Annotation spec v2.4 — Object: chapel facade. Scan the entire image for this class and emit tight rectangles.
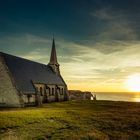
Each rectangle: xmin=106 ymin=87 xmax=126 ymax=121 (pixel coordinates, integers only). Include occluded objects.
xmin=0 ymin=39 xmax=69 ymax=107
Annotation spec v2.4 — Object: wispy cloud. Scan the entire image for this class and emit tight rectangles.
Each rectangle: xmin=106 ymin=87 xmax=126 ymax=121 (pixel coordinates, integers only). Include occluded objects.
xmin=0 ymin=33 xmax=140 ymax=91
xmin=91 ymin=7 xmax=137 ymax=41
xmin=92 ymin=7 xmax=115 ymax=20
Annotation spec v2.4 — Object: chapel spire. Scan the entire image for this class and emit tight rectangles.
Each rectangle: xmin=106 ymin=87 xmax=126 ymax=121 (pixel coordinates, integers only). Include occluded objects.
xmin=49 ymin=38 xmax=58 ymax=65
xmin=49 ymin=38 xmax=60 ymax=74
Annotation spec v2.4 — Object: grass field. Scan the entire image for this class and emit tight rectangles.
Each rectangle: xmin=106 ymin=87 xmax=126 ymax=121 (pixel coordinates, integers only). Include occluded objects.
xmin=0 ymin=100 xmax=140 ymax=140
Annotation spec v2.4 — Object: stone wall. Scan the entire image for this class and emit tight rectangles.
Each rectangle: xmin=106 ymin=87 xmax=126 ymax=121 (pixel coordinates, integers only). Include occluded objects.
xmin=34 ymin=83 xmax=66 ymax=103
xmin=22 ymin=94 xmax=36 ymax=106
xmin=22 ymin=94 xmax=35 ymax=103
xmin=0 ymin=56 xmax=21 ymax=107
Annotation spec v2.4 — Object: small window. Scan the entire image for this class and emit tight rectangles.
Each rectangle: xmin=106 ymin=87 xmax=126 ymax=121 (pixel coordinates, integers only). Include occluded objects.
xmin=60 ymin=88 xmax=63 ymax=95
xmin=40 ymin=87 xmax=43 ymax=96
xmin=48 ymin=88 xmax=51 ymax=95
xmin=27 ymin=95 xmax=32 ymax=103
xmin=52 ymin=88 xmax=54 ymax=95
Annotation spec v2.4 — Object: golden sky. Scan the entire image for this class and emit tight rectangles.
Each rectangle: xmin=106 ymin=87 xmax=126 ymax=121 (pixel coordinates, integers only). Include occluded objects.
xmin=17 ymin=38 xmax=140 ymax=92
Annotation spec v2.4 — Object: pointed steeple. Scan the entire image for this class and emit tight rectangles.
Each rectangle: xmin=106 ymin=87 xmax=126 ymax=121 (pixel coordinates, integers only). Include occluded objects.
xmin=49 ymin=38 xmax=59 ymax=65
xmin=49 ymin=38 xmax=60 ymax=74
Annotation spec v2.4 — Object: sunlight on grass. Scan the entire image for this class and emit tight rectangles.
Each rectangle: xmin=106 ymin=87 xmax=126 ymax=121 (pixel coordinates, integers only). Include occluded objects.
xmin=0 ymin=101 xmax=140 ymax=139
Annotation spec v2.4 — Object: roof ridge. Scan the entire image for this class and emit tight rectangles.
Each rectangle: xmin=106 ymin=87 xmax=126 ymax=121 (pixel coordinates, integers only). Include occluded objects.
xmin=1 ymin=52 xmax=48 ymax=67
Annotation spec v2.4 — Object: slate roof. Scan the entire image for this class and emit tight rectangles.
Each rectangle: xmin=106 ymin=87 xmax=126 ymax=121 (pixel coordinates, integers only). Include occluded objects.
xmin=0 ymin=52 xmax=65 ymax=93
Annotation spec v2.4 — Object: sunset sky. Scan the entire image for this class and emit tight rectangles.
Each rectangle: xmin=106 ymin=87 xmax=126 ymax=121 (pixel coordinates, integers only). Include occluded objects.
xmin=0 ymin=0 xmax=140 ymax=92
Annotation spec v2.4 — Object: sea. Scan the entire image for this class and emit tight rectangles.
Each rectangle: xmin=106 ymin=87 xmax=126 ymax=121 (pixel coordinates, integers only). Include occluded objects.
xmin=93 ymin=92 xmax=140 ymax=102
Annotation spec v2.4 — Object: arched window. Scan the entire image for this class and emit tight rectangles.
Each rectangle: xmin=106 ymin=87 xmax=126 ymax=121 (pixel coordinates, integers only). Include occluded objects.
xmin=48 ymin=88 xmax=51 ymax=95
xmin=27 ymin=94 xmax=32 ymax=103
xmin=62 ymin=88 xmax=64 ymax=95
xmin=52 ymin=88 xmax=54 ymax=95
xmin=40 ymin=87 xmax=43 ymax=96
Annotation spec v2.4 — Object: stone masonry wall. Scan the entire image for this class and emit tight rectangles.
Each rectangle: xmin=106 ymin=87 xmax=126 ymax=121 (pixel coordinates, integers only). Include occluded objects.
xmin=0 ymin=56 xmax=21 ymax=107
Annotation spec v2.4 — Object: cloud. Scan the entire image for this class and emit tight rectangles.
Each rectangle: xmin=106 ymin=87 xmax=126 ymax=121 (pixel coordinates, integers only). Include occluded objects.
xmin=0 ymin=33 xmax=140 ymax=91
xmin=92 ymin=7 xmax=115 ymax=20
xmin=0 ymin=34 xmax=52 ymax=55
xmin=91 ymin=7 xmax=137 ymax=41
xmin=61 ymin=40 xmax=140 ymax=88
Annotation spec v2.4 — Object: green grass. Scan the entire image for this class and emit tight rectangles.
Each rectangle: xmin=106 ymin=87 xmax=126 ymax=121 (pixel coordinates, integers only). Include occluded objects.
xmin=0 ymin=100 xmax=140 ymax=140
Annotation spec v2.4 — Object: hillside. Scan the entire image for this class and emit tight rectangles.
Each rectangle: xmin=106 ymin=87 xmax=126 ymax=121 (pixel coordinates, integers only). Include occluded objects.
xmin=0 ymin=100 xmax=140 ymax=140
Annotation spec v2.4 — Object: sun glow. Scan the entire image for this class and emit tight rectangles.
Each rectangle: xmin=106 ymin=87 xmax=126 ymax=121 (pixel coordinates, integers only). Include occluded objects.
xmin=125 ymin=74 xmax=140 ymax=92
xmin=134 ymin=97 xmax=140 ymax=102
